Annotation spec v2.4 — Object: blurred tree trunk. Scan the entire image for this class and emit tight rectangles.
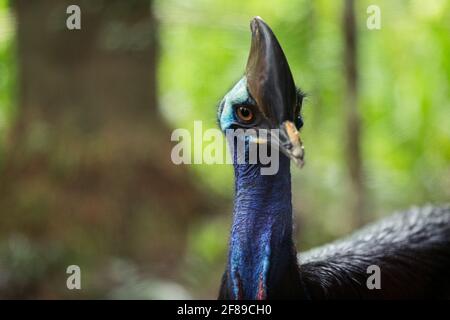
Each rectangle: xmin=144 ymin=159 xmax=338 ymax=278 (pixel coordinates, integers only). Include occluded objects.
xmin=343 ymin=0 xmax=366 ymax=227
xmin=0 ymin=0 xmax=212 ymax=297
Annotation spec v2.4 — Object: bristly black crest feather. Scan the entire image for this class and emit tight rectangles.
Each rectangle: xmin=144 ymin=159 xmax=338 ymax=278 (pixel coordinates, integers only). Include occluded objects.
xmin=296 ymin=87 xmax=306 ymax=107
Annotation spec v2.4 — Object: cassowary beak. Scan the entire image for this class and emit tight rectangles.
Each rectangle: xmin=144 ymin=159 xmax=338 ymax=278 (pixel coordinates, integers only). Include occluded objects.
xmin=245 ymin=17 xmax=304 ymax=167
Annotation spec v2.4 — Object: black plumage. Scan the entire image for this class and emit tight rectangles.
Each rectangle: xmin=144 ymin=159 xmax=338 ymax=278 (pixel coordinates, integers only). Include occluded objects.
xmin=219 ymin=206 xmax=450 ymax=299
xmin=299 ymin=206 xmax=450 ymax=299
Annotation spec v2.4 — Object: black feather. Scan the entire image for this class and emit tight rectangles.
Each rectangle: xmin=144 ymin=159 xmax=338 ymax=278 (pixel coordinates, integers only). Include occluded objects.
xmin=299 ymin=205 xmax=450 ymax=299
xmin=219 ymin=205 xmax=450 ymax=299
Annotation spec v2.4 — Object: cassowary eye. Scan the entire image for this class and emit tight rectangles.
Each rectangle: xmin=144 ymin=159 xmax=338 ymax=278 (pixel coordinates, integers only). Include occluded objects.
xmin=296 ymin=115 xmax=304 ymax=130
xmin=236 ymin=106 xmax=254 ymax=123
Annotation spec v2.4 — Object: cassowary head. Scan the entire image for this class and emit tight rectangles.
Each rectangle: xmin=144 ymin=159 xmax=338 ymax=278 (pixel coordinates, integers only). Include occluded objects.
xmin=218 ymin=17 xmax=305 ymax=166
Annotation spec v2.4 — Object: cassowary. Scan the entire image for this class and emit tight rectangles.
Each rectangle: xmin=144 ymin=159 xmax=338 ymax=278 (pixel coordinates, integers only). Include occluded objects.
xmin=217 ymin=17 xmax=450 ymax=299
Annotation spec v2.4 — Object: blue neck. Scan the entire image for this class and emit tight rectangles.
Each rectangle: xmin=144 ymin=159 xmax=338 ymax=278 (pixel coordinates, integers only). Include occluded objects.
xmin=226 ymin=154 xmax=294 ymax=299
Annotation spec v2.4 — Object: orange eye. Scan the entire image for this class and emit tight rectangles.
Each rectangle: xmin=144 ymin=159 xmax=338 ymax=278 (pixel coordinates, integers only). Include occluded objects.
xmin=236 ymin=106 xmax=254 ymax=123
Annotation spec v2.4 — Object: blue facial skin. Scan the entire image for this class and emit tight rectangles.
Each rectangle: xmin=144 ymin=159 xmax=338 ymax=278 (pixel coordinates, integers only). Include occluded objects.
xmin=219 ymin=77 xmax=294 ymax=299
xmin=219 ymin=77 xmax=250 ymax=131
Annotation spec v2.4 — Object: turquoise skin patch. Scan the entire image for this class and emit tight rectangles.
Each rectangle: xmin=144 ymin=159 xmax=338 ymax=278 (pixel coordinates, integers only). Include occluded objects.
xmin=219 ymin=77 xmax=249 ymax=131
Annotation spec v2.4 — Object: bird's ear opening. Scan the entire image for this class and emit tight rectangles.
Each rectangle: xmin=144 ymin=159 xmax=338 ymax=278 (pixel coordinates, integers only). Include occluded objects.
xmin=245 ymin=17 xmax=298 ymax=126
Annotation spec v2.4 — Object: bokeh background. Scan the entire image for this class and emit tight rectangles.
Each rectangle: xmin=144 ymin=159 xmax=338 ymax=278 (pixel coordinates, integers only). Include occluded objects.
xmin=0 ymin=0 xmax=449 ymax=299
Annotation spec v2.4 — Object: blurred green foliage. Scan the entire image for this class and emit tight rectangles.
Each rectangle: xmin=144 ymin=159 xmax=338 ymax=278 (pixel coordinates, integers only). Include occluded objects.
xmin=0 ymin=0 xmax=15 ymax=154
